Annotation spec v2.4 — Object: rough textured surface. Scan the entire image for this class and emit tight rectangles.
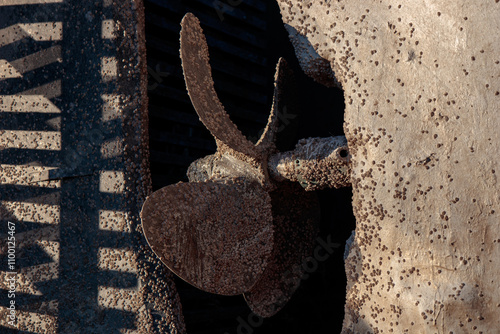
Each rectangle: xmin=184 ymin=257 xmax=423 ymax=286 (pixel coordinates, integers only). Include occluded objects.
xmin=269 ymin=136 xmax=351 ymax=190
xmin=180 ymin=13 xmax=259 ymax=159
xmin=0 ymin=1 xmax=185 ymax=332
xmin=142 ymin=12 xmax=350 ymax=319
xmin=179 ymin=13 xmax=289 ymax=191
xmin=283 ymin=24 xmax=340 ymax=88
xmin=277 ymin=1 xmax=500 ymax=333
xmin=141 ymin=178 xmax=273 ymax=296
xmin=244 ymin=181 xmax=319 ymax=317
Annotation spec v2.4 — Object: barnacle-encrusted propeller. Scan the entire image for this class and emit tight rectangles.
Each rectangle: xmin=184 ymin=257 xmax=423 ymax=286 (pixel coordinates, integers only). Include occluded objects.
xmin=180 ymin=12 xmax=276 ymax=159
xmin=141 ymin=12 xmax=351 ymax=317
xmin=243 ymin=181 xmax=320 ymax=317
xmin=141 ymin=178 xmax=273 ymax=295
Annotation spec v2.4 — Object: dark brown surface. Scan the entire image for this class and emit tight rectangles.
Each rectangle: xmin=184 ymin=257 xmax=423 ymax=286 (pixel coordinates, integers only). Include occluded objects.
xmin=141 ymin=177 xmax=273 ymax=296
xmin=244 ymin=181 xmax=320 ymax=317
xmin=254 ymin=57 xmax=286 ymax=153
xmin=144 ymin=1 xmax=355 ymax=333
xmin=180 ymin=13 xmax=259 ymax=159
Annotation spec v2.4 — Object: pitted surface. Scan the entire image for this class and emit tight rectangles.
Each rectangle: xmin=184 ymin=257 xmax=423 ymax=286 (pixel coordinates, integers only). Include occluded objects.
xmin=269 ymin=136 xmax=350 ymax=190
xmin=244 ymin=181 xmax=319 ymax=317
xmin=277 ymin=1 xmax=500 ymax=333
xmin=141 ymin=179 xmax=273 ymax=296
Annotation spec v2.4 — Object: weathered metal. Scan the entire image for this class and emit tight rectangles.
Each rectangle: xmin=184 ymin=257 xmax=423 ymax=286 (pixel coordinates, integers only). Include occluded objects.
xmin=141 ymin=13 xmax=351 ymax=318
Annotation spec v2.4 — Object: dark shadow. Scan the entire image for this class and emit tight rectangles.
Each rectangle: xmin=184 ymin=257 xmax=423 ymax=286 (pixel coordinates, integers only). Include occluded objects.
xmin=0 ymin=1 xmax=155 ymax=332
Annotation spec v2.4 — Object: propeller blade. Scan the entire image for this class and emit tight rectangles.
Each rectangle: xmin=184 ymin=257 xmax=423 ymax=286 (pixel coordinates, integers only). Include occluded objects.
xmin=141 ymin=178 xmax=274 ymax=295
xmin=180 ymin=13 xmax=258 ymax=158
xmin=244 ymin=181 xmax=319 ymax=317
xmin=256 ymin=57 xmax=296 ymax=152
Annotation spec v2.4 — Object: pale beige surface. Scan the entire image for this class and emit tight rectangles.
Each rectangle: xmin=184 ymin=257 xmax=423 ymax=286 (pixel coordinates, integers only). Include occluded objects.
xmin=277 ymin=1 xmax=500 ymax=333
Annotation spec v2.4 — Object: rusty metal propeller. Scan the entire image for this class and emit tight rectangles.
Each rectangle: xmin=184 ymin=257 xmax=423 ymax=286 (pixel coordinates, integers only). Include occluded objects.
xmin=141 ymin=12 xmax=351 ymax=317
